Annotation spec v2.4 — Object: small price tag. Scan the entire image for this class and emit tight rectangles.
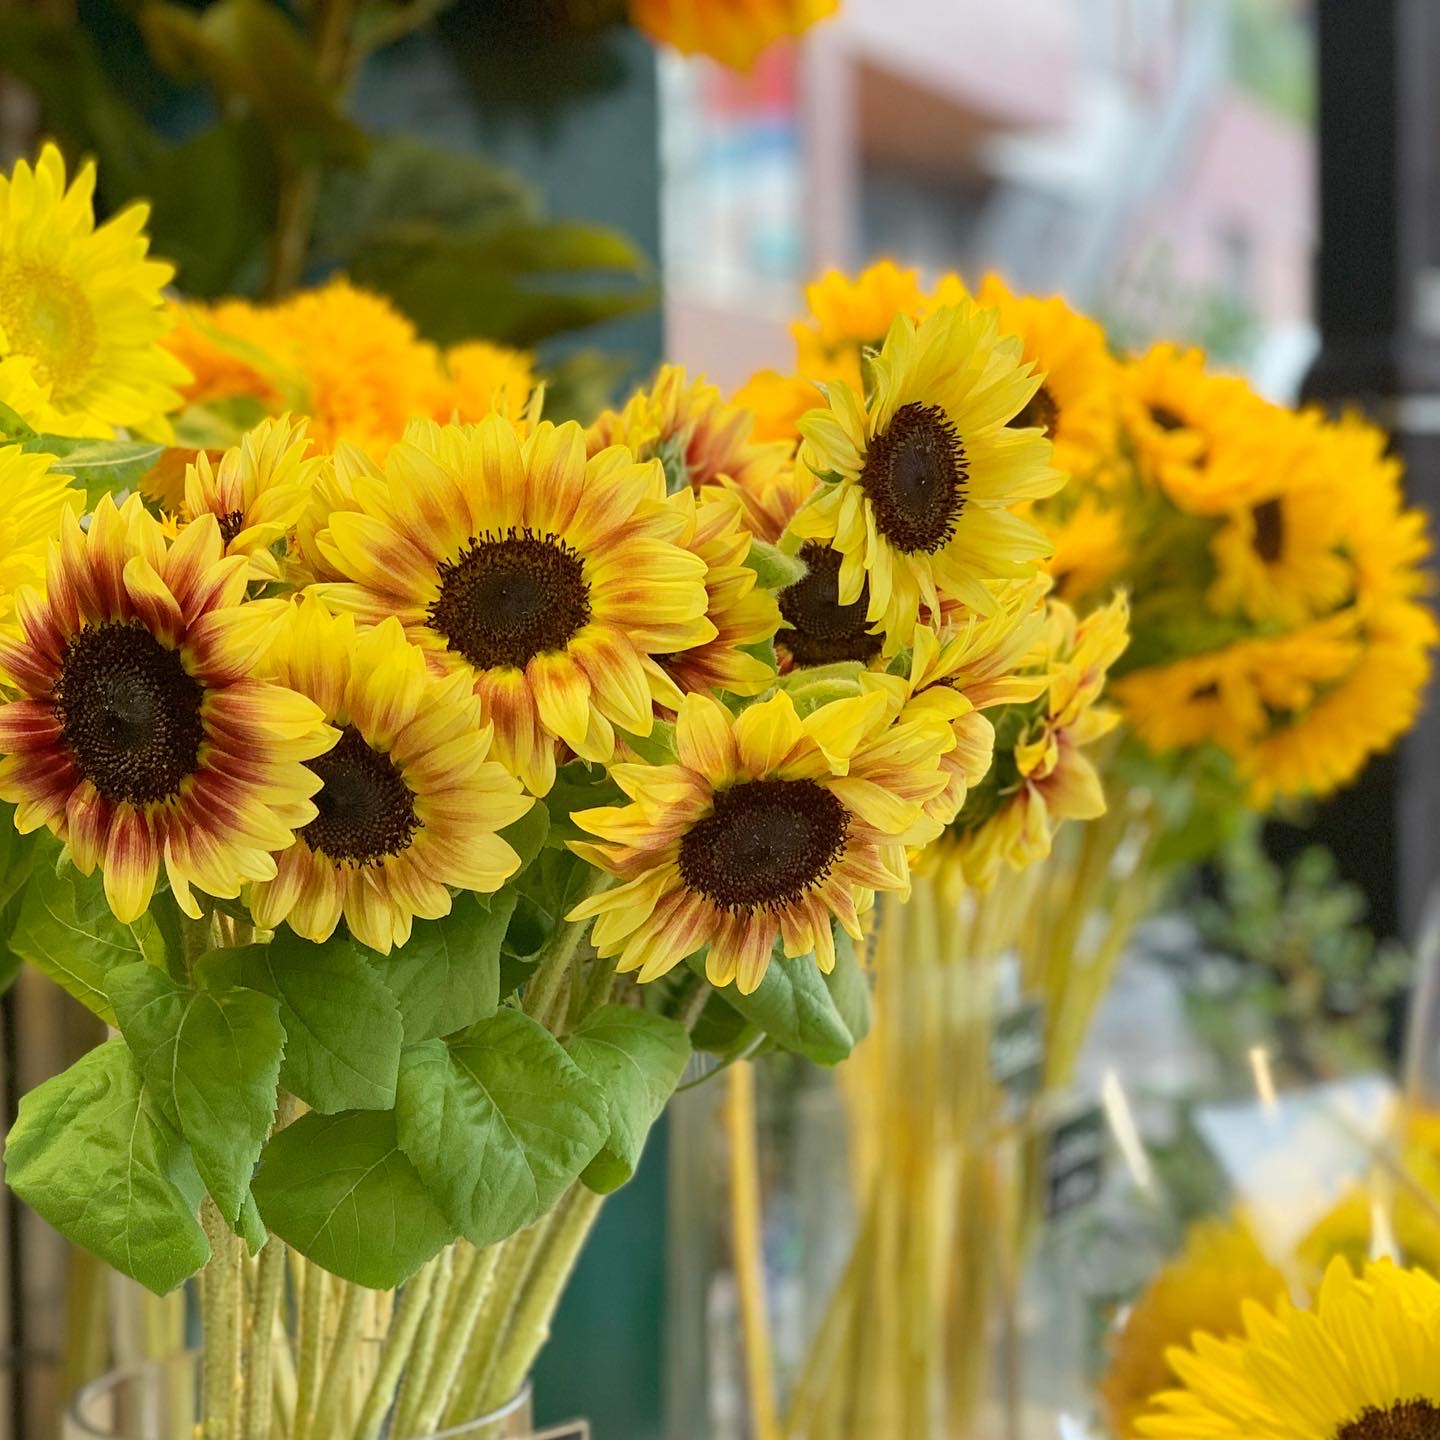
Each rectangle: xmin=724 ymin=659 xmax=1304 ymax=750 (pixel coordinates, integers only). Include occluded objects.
xmin=1045 ymin=1104 xmax=1107 ymax=1221
xmin=990 ymin=999 xmax=1045 ymax=1121
xmin=531 ymin=1424 xmax=591 ymax=1440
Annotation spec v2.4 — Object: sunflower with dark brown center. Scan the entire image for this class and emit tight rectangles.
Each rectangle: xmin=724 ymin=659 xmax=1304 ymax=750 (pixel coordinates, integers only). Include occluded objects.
xmin=777 ymin=542 xmax=882 ymax=667
xmin=1137 ymin=1257 xmax=1440 ymax=1440
xmin=313 ymin=414 xmax=715 ymax=795
xmin=791 ymin=300 xmax=1061 ymax=650
xmin=0 ymin=495 xmax=333 ymax=922
xmin=569 ymin=688 xmax=956 ymax=994
xmin=250 ymin=605 xmax=532 ymax=954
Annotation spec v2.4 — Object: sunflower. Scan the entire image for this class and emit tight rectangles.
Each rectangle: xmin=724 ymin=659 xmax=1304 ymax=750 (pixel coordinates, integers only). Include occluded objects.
xmin=248 ymin=605 xmax=532 ymax=953
xmin=946 ymin=592 xmax=1129 ymax=887
xmin=794 ymin=260 xmax=932 ymax=376
xmin=648 ymin=488 xmax=779 ymax=700
xmin=180 ymin=416 xmax=321 ymax=581
xmin=1041 ymin=494 xmax=1128 ymax=605
xmin=773 ymin=540 xmax=886 ymax=670
xmin=1138 ymin=1258 xmax=1440 ymax=1440
xmin=792 ymin=302 xmax=1063 ymax=648
xmin=0 ymin=496 xmax=332 ymax=921
xmin=976 ymin=273 xmax=1121 ymax=478
xmin=1121 ymin=345 xmax=1275 ymax=516
xmin=439 ymin=340 xmax=537 ymax=426
xmin=312 ymin=414 xmax=714 ymax=796
xmin=588 ymin=364 xmax=792 ymax=498
xmin=1242 ymin=599 xmax=1436 ymax=807
xmin=567 ymin=688 xmax=955 ymax=994
xmin=711 ymin=460 xmax=815 ymax=546
xmin=1100 ymin=1217 xmax=1290 ymax=1440
xmin=0 ymin=447 xmax=81 ymax=654
xmin=628 ymin=0 xmax=838 ymax=71
xmin=0 ymin=144 xmax=188 ymax=441
xmin=732 ymin=369 xmax=823 ymax=447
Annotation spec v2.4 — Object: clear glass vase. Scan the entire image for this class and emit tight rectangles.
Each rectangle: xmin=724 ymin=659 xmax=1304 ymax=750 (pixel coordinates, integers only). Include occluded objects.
xmin=64 ymin=1351 xmax=541 ymax=1439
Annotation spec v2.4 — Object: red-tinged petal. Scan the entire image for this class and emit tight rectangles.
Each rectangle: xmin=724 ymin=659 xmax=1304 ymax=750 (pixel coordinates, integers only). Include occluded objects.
xmin=102 ymin=808 xmax=158 ymax=923
xmin=121 ymin=557 xmax=184 ymax=645
xmin=162 ymin=513 xmax=228 ymax=622
xmin=0 ymin=700 xmax=61 ymax=755
xmin=527 ymin=650 xmax=595 ymax=756
xmin=571 ymin=625 xmax=654 ymax=736
xmin=65 ymin=781 xmax=110 ymax=873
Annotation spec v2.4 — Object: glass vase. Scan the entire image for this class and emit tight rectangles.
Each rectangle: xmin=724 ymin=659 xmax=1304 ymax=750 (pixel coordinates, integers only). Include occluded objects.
xmin=64 ymin=1351 xmax=541 ymax=1439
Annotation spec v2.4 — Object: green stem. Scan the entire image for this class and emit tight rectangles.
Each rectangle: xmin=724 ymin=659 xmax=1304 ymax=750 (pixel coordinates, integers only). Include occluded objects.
xmin=292 ymin=1258 xmax=328 ymax=1440
xmin=679 ymin=978 xmax=713 ymax=1031
xmin=242 ymin=1237 xmax=286 ymax=1440
xmin=404 ymin=1245 xmax=499 ymax=1435
xmin=390 ymin=1248 xmax=453 ymax=1438
xmin=523 ymin=876 xmax=608 ymax=1031
xmin=199 ymin=1198 xmax=238 ymax=1440
xmin=353 ymin=1261 xmax=439 ymax=1440
xmin=444 ymin=1220 xmax=551 ymax=1427
xmin=479 ymin=1186 xmax=604 ymax=1414
xmin=310 ymin=1280 xmax=366 ymax=1438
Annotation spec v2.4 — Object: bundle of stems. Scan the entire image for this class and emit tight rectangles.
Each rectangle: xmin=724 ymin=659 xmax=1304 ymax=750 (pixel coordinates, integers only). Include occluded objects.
xmin=189 ymin=905 xmax=624 ymax=1440
xmin=731 ymin=779 xmax=1164 ymax=1440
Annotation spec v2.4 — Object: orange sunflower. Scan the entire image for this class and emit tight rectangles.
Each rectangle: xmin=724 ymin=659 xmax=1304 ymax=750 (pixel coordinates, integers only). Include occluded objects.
xmin=0 ymin=496 xmax=331 ymax=921
xmin=312 ymin=414 xmax=714 ymax=795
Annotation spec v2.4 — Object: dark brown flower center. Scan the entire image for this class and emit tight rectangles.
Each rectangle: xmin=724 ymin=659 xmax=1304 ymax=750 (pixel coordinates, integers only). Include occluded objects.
xmin=427 ymin=527 xmax=591 ymax=672
xmin=1150 ymin=405 xmax=1186 ymax=432
xmin=860 ymin=402 xmax=967 ymax=554
xmin=218 ymin=509 xmax=247 ymax=547
xmin=301 ymin=725 xmax=420 ymax=865
xmin=679 ymin=778 xmax=850 ymax=912
xmin=53 ymin=620 xmax=204 ymax=806
xmin=1251 ymin=497 xmax=1285 ymax=563
xmin=1335 ymin=1399 xmax=1440 ymax=1440
xmin=778 ymin=543 xmax=883 ymax=667
xmin=1013 ymin=383 xmax=1059 ymax=439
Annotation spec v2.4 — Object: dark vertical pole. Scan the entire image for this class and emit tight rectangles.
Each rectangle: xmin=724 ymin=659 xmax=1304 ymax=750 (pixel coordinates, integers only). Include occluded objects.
xmin=1299 ymin=0 xmax=1440 ymax=944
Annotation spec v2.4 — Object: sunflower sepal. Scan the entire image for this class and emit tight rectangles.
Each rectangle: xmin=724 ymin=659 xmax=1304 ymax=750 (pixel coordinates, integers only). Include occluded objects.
xmin=743 ymin=538 xmax=808 ymax=590
xmin=616 ymin=719 xmax=678 ymax=767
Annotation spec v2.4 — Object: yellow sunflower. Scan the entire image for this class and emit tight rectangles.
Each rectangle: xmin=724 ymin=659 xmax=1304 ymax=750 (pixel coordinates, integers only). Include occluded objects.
xmin=0 ymin=143 xmax=188 ymax=441
xmin=628 ymin=0 xmax=838 ymax=71
xmin=976 ymin=272 xmax=1121 ymax=478
xmin=588 ymin=364 xmax=791 ymax=498
xmin=439 ymin=340 xmax=537 ymax=426
xmin=0 ymin=496 xmax=331 ymax=921
xmin=312 ymin=414 xmax=713 ymax=796
xmin=792 ymin=303 xmax=1063 ymax=646
xmin=1138 ymin=1258 xmax=1440 ymax=1440
xmin=0 ymin=447 xmax=82 ymax=654
xmin=1100 ymin=1217 xmax=1290 ymax=1440
xmin=180 ymin=416 xmax=321 ymax=581
xmin=249 ymin=604 xmax=532 ymax=953
xmin=649 ymin=488 xmax=778 ymax=700
xmin=946 ymin=592 xmax=1129 ymax=887
xmin=794 ymin=260 xmax=931 ymax=374
xmin=1041 ymin=493 xmax=1128 ymax=605
xmin=709 ymin=459 xmax=816 ymax=546
xmin=732 ymin=369 xmax=822 ymax=447
xmin=567 ymin=688 xmax=954 ymax=994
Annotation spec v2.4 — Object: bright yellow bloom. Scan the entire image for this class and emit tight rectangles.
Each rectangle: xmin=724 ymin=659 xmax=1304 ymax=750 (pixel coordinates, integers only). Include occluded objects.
xmin=567 ymin=688 xmax=954 ymax=993
xmin=313 ymin=415 xmax=713 ymax=796
xmin=976 ymin=273 xmax=1121 ymax=478
xmin=0 ymin=495 xmax=332 ymax=921
xmin=249 ymin=605 xmax=532 ymax=953
xmin=181 ymin=416 xmax=322 ymax=581
xmin=1041 ymin=493 xmax=1128 ymax=605
xmin=0 ymin=447 xmax=81 ymax=655
xmin=1100 ymin=1218 xmax=1290 ymax=1440
xmin=628 ymin=0 xmax=838 ymax=71
xmin=0 ymin=144 xmax=188 ymax=441
xmin=651 ymin=489 xmax=778 ymax=700
xmin=948 ymin=592 xmax=1128 ymax=887
xmin=1138 ymin=1258 xmax=1440 ymax=1440
xmin=792 ymin=303 xmax=1063 ymax=647
xmin=795 ymin=260 xmax=931 ymax=373
xmin=732 ymin=369 xmax=822 ymax=446
xmin=439 ymin=340 xmax=536 ymax=426
xmin=711 ymin=460 xmax=816 ymax=546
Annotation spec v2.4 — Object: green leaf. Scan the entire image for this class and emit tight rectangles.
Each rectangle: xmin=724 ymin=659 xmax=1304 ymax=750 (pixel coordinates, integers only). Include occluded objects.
xmin=142 ymin=118 xmax=278 ymax=297
xmin=541 ymin=350 xmax=631 ymax=426
xmin=368 ymin=892 xmax=517 ymax=1044
xmin=252 ymin=1109 xmax=453 ymax=1288
xmin=0 ymin=400 xmax=35 ymax=439
xmin=688 ymin=944 xmax=859 ymax=1065
xmin=565 ymin=1007 xmax=691 ymax=1193
xmin=109 ymin=962 xmax=284 ymax=1227
xmin=499 ymin=802 xmax=550 ymax=881
xmin=9 ymin=860 xmax=166 ymax=1025
xmin=350 ymin=218 xmax=654 ymax=348
xmin=394 ymin=1010 xmax=608 ymax=1247
xmin=5 ymin=1037 xmax=208 ymax=1294
xmin=139 ymin=0 xmax=365 ymax=164
xmin=200 ymin=933 xmax=402 ymax=1114
xmin=19 ymin=437 xmax=166 ymax=508
xmin=542 ymin=760 xmax=624 ymax=848
xmin=745 ymin=539 xmax=807 ymax=591
xmin=825 ymin=927 xmax=872 ymax=1050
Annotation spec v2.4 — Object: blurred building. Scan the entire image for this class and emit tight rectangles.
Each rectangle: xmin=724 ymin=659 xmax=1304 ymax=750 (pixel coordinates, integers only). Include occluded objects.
xmin=662 ymin=0 xmax=1315 ymax=397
